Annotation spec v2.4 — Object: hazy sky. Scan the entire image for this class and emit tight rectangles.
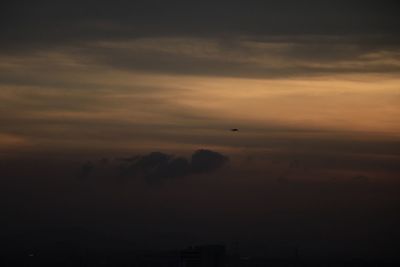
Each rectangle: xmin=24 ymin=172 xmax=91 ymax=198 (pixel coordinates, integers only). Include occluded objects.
xmin=1 ymin=1 xmax=400 ymax=156
xmin=1 ymin=0 xmax=400 ymax=261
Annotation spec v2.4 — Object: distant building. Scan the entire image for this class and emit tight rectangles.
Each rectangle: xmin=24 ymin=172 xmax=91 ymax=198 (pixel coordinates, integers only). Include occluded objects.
xmin=180 ymin=245 xmax=225 ymax=267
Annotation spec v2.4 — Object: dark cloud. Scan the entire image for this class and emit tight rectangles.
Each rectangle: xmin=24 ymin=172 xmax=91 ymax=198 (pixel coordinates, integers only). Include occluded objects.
xmin=1 ymin=1 xmax=399 ymax=80
xmin=120 ymin=152 xmax=177 ymax=182
xmin=2 ymin=1 xmax=399 ymax=50
xmin=191 ymin=149 xmax=229 ymax=174
xmin=119 ymin=149 xmax=228 ymax=183
xmin=77 ymin=160 xmax=95 ymax=180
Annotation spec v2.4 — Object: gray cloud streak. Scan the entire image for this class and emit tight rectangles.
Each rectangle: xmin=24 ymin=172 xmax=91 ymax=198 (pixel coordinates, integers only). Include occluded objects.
xmin=2 ymin=1 xmax=399 ymax=50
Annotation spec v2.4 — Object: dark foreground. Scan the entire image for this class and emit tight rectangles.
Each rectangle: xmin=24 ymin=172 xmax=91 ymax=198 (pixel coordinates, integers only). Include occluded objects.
xmin=1 ymin=244 xmax=399 ymax=267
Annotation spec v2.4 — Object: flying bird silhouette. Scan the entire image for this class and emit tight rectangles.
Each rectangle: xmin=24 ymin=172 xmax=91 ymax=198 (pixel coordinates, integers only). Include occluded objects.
xmin=230 ymin=128 xmax=239 ymax=132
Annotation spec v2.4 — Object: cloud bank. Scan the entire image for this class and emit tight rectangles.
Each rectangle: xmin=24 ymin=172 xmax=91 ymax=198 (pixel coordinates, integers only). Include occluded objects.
xmin=121 ymin=149 xmax=228 ymax=183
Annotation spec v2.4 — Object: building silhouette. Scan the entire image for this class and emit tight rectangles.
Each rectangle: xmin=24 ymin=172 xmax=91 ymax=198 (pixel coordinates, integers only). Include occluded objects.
xmin=180 ymin=245 xmax=226 ymax=267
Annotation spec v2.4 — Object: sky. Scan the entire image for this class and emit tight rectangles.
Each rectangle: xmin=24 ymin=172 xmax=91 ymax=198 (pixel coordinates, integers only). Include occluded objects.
xmin=1 ymin=0 xmax=400 ymax=262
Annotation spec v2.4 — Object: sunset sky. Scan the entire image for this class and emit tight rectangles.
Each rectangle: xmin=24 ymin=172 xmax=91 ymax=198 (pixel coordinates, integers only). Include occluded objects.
xmin=1 ymin=1 xmax=400 ymax=262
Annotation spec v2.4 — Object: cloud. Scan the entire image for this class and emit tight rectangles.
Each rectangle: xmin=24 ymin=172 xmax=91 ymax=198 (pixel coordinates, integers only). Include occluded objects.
xmin=30 ymin=37 xmax=400 ymax=79
xmin=2 ymin=1 xmax=399 ymax=54
xmin=120 ymin=152 xmax=174 ymax=180
xmin=3 ymin=36 xmax=399 ymax=82
xmin=190 ymin=149 xmax=229 ymax=174
xmin=119 ymin=149 xmax=228 ymax=183
xmin=1 ymin=1 xmax=400 ymax=83
xmin=77 ymin=161 xmax=95 ymax=180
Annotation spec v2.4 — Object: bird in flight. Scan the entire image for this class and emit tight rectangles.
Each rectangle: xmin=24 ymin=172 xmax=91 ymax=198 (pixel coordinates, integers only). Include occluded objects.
xmin=230 ymin=128 xmax=239 ymax=132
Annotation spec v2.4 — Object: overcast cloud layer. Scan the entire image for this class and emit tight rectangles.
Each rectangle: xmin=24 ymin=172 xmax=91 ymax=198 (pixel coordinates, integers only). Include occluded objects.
xmin=1 ymin=1 xmax=400 ymax=78
xmin=2 ymin=1 xmax=400 ymax=46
